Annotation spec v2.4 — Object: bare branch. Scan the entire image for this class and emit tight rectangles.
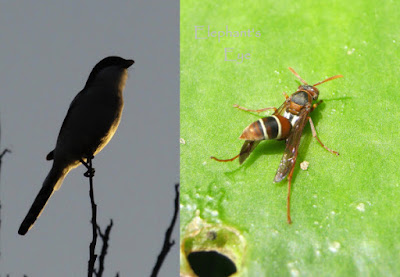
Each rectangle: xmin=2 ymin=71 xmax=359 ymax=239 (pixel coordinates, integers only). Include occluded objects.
xmin=81 ymin=157 xmax=116 ymax=277
xmin=0 ymin=117 xmax=11 ymax=259
xmin=96 ymin=220 xmax=114 ymax=276
xmin=81 ymin=157 xmax=98 ymax=277
xmin=150 ymin=184 xmax=179 ymax=277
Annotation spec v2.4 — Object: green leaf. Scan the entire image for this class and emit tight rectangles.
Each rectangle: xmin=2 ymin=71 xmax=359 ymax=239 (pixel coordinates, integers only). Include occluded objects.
xmin=181 ymin=1 xmax=400 ymax=276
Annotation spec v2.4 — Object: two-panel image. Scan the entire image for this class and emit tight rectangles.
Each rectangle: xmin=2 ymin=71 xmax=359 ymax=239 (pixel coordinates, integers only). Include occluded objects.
xmin=0 ymin=1 xmax=398 ymax=276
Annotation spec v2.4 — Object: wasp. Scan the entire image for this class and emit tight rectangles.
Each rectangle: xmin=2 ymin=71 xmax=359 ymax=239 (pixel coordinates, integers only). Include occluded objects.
xmin=211 ymin=68 xmax=343 ymax=224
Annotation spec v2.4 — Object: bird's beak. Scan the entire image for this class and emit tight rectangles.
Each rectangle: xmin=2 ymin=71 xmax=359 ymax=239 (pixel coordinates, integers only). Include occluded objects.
xmin=124 ymin=59 xmax=134 ymax=68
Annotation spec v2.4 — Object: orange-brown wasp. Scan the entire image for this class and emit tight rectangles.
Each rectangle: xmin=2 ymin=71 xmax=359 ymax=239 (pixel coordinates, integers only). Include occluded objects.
xmin=211 ymin=68 xmax=343 ymax=223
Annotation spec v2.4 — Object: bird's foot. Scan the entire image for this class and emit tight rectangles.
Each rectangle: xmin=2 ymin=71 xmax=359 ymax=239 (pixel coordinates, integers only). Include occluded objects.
xmin=80 ymin=157 xmax=95 ymax=178
xmin=84 ymin=168 xmax=95 ymax=178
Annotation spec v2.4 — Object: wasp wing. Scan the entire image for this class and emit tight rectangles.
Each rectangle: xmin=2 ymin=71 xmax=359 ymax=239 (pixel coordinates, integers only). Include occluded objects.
xmin=275 ymin=101 xmax=288 ymax=116
xmin=239 ymin=140 xmax=260 ymax=164
xmin=274 ymin=106 xmax=311 ymax=182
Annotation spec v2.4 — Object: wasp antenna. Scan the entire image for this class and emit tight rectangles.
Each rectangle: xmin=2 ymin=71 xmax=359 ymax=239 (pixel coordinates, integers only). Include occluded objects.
xmin=288 ymin=67 xmax=308 ymax=85
xmin=313 ymin=74 xmax=343 ymax=87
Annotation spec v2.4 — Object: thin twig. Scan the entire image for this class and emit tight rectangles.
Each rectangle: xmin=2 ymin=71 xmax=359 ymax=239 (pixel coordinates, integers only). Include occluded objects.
xmin=96 ymin=219 xmax=114 ymax=276
xmin=0 ymin=117 xmax=11 ymax=259
xmin=150 ymin=184 xmax=179 ymax=277
xmin=0 ymin=149 xmax=10 ymax=182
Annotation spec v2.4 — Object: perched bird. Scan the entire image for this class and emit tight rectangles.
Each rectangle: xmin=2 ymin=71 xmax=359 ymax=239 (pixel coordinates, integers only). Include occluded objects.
xmin=18 ymin=56 xmax=134 ymax=235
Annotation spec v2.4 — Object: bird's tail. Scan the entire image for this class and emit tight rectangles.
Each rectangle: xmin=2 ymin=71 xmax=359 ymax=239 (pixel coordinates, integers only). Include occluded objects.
xmin=18 ymin=166 xmax=67 ymax=235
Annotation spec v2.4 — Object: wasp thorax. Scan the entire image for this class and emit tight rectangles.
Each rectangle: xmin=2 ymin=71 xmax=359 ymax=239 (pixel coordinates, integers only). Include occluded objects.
xmin=291 ymin=91 xmax=309 ymax=106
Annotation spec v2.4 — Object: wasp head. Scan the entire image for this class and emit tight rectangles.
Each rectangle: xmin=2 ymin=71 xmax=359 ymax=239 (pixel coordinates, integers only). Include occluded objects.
xmin=299 ymin=85 xmax=319 ymax=100
xmin=289 ymin=67 xmax=343 ymax=102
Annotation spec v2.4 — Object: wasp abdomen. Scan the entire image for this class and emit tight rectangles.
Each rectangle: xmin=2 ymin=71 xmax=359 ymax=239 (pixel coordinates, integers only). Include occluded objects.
xmin=239 ymin=115 xmax=291 ymax=141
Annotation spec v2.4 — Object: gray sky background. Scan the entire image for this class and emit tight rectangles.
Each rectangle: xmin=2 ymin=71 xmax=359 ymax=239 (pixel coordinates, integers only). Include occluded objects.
xmin=0 ymin=1 xmax=179 ymax=276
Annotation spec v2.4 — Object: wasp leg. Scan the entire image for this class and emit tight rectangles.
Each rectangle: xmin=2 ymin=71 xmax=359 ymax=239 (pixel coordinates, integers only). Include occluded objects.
xmin=308 ymin=117 xmax=339 ymax=156
xmin=233 ymin=104 xmax=277 ymax=113
xmin=210 ymin=154 xmax=240 ymax=162
xmin=211 ymin=141 xmax=259 ymax=163
xmin=287 ymin=164 xmax=296 ymax=224
xmin=311 ymin=100 xmax=323 ymax=112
